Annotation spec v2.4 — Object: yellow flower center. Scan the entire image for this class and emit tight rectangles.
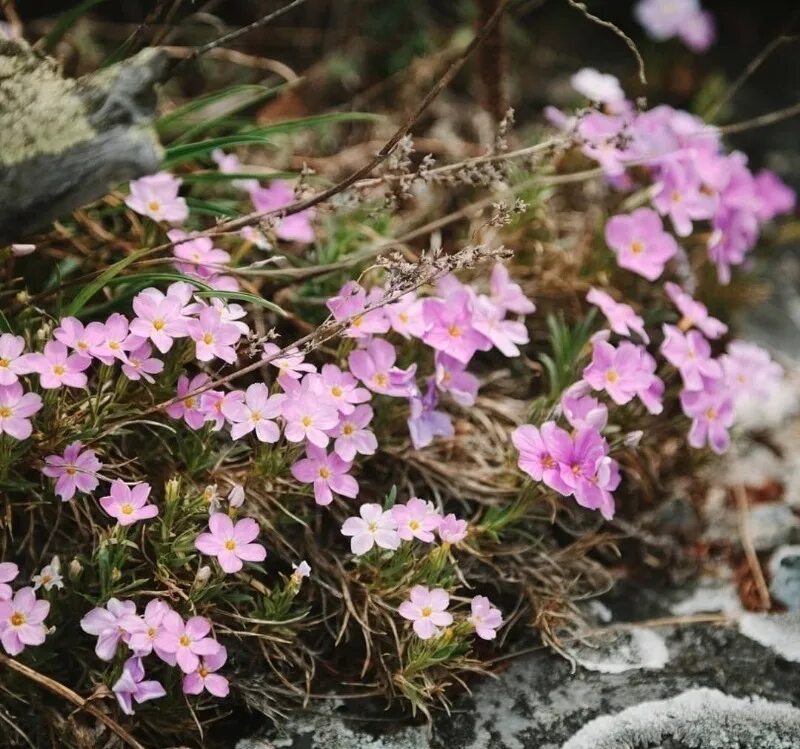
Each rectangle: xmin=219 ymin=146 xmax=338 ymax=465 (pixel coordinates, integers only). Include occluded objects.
xmin=0 ymin=406 xmax=11 ymax=418
xmin=41 ymin=574 xmax=52 ymax=584
xmin=152 ymin=319 xmax=165 ymax=331
xmin=224 ymin=539 xmax=237 ymax=551
xmin=148 ymin=200 xmax=161 ymax=213
xmin=0 ymin=358 xmax=8 ymax=368
xmin=121 ymin=503 xmax=135 ymax=515
xmin=331 ymin=386 xmax=343 ymax=398
xmin=367 ymin=521 xmax=378 ymax=532
xmin=606 ymin=369 xmax=618 ymax=383
xmin=447 ymin=325 xmax=462 ymax=338
xmin=184 ymin=397 xmax=196 ymax=409
xmin=398 ymin=312 xmax=409 ymax=323
xmin=198 ymin=665 xmax=209 ymax=678
xmin=408 ymin=520 xmax=420 ymax=531
xmin=77 ymin=340 xmax=89 ymax=350
xmin=202 ymin=333 xmax=214 ymax=345
xmin=630 ymin=241 xmax=644 ymax=255
xmin=671 ymin=190 xmax=682 ymax=203
xmin=10 ymin=612 xmax=24 ymax=627
xmin=421 ymin=607 xmax=432 ymax=618
xmin=109 ymin=341 xmax=120 ymax=350
xmin=66 ymin=466 xmax=77 ymax=476
xmin=351 ymin=315 xmax=363 ymax=328
xmin=147 ymin=627 xmax=157 ymax=639
xmin=373 ymin=373 xmax=388 ymax=387
xmin=179 ymin=634 xmax=191 ymax=647
xmin=318 ymin=467 xmax=330 ymax=479
xmin=251 ymin=411 xmax=262 ymax=422
xmin=705 ymin=408 xmax=717 ymax=420
xmin=301 ymin=415 xmax=313 ymax=427
xmin=342 ymin=423 xmax=355 ymax=436
xmin=52 ymin=365 xmax=66 ymax=376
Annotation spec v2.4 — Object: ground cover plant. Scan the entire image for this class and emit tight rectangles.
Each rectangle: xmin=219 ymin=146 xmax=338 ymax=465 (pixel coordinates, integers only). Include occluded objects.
xmin=0 ymin=1 xmax=797 ymax=746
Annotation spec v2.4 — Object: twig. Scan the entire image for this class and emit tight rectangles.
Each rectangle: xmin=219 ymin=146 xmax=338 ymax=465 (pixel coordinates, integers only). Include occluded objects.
xmin=707 ymin=30 xmax=800 ymax=122
xmin=566 ymin=0 xmax=646 ymax=85
xmin=170 ymin=0 xmax=310 ymax=74
xmin=718 ymin=100 xmax=800 ymax=135
xmin=0 ymin=654 xmax=146 ymax=749
xmin=733 ymin=485 xmax=771 ymax=611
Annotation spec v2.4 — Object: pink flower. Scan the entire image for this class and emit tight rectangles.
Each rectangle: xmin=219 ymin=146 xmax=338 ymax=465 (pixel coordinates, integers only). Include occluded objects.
xmin=89 ymin=313 xmax=133 ymax=365
xmin=211 ymin=148 xmax=258 ymax=191
xmin=122 ymin=599 xmax=172 ymax=657
xmin=341 ymin=503 xmax=400 ymax=555
xmin=721 ymin=341 xmax=783 ymax=402
xmin=125 ymin=172 xmax=188 ymax=223
xmin=250 ymin=181 xmax=315 ymax=243
xmin=680 ymin=380 xmax=734 ymax=454
xmin=586 ymin=288 xmax=649 ymax=343
xmin=0 ymin=383 xmax=42 ymax=439
xmin=327 ymin=282 xmax=391 ymax=339
xmin=489 ymin=263 xmax=536 ymax=315
xmin=262 ymin=343 xmax=316 ymax=380
xmin=753 ymin=170 xmax=796 ymax=221
xmin=634 ymin=0 xmax=699 ymax=41
xmin=53 ymin=317 xmax=103 ymax=362
xmin=319 ymin=364 xmax=370 ymax=415
xmin=561 ymin=382 xmax=608 ymax=431
xmin=348 ymin=338 xmax=417 ymax=396
xmin=281 ymin=377 xmax=341 ymax=447
xmin=511 ymin=422 xmax=572 ymax=496
xmin=187 ymin=305 xmax=241 ymax=363
xmin=121 ymin=342 xmax=164 ymax=383
xmin=582 ymin=339 xmax=652 ymax=405
xmin=664 ymin=282 xmax=727 ymax=339
xmin=398 ymin=586 xmax=453 ymax=640
xmin=166 ymin=373 xmax=211 ymax=430
xmin=290 ymin=444 xmax=359 ymax=506
xmin=222 ymin=383 xmax=283 ymax=442
xmin=99 ymin=480 xmax=158 ymax=526
xmin=392 ymin=497 xmax=441 ymax=543
xmin=605 ymin=208 xmax=678 ymax=281
xmin=407 ymin=381 xmax=454 ymax=449
xmin=0 ymin=587 xmax=49 ymax=656
xmin=169 ymin=229 xmax=232 ymax=281
xmin=385 ymin=293 xmax=428 ymax=339
xmin=195 ymin=513 xmax=267 ymax=574
xmin=24 ymin=341 xmax=89 ymax=389
xmin=422 ymin=292 xmax=490 ymax=364
xmin=434 ymin=352 xmax=479 ymax=407
xmin=330 ymin=404 xmax=377 ymax=461
xmin=42 ymin=441 xmax=102 ymax=501
xmin=437 ymin=514 xmax=468 ymax=544
xmin=0 ymin=563 xmax=18 ymax=601
xmin=80 ymin=598 xmax=136 ymax=661
xmin=183 ymin=645 xmax=230 ymax=698
xmin=677 ymin=9 xmax=715 ymax=52
xmin=154 ymin=612 xmax=221 ymax=673
xmin=0 ymin=334 xmax=29 ymax=385
xmin=113 ymin=657 xmax=166 ymax=715
xmin=473 ymin=296 xmax=530 ymax=357
xmin=469 ymin=596 xmax=503 ymax=640
xmin=660 ymin=324 xmax=722 ymax=390
xmin=130 ymin=290 xmax=190 ymax=354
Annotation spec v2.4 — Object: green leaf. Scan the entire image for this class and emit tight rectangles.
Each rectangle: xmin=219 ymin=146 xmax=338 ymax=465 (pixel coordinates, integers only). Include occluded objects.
xmin=193 ymin=289 xmax=287 ymax=316
xmin=0 ymin=309 xmax=11 ymax=333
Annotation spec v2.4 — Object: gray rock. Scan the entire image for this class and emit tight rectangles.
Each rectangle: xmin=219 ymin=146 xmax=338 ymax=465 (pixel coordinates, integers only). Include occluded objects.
xmin=770 ymin=545 xmax=800 ymax=610
xmin=0 ymin=39 xmax=167 ymax=244
xmin=745 ymin=503 xmax=800 ymax=552
xmin=738 ymin=611 xmax=800 ymax=662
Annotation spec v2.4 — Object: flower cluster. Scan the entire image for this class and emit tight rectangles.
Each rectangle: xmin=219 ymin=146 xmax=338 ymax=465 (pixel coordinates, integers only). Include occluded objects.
xmin=550 ymin=72 xmax=795 ymax=284
xmin=80 ymin=598 xmax=229 ymax=713
xmin=0 ymin=563 xmax=50 ymax=657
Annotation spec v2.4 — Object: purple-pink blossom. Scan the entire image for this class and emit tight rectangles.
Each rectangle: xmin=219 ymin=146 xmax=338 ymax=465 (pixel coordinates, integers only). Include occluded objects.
xmin=318 ymin=363 xmax=370 ymax=414
xmin=125 ymin=172 xmax=188 ymax=223
xmin=660 ymin=324 xmax=722 ymax=390
xmin=183 ymin=644 xmax=229 ymax=698
xmin=407 ymin=380 xmax=454 ymax=449
xmin=121 ymin=342 xmax=164 ymax=383
xmin=99 ymin=480 xmax=158 ymax=526
xmin=166 ymin=373 xmax=211 ymax=430
xmin=330 ymin=404 xmax=377 ymax=461
xmin=680 ymin=379 xmax=735 ymax=454
xmin=80 ymin=598 xmax=137 ymax=661
xmin=348 ymin=338 xmax=417 ymax=397
xmin=262 ymin=343 xmax=316 ymax=380
xmin=195 ymin=513 xmax=267 ymax=574
xmin=0 ymin=587 xmax=49 ymax=656
xmin=385 ymin=293 xmax=427 ymax=339
xmin=341 ymin=503 xmax=400 ymax=555
xmin=392 ymin=497 xmax=441 ymax=543
xmin=0 ymin=334 xmax=29 ymax=385
xmin=53 ymin=317 xmax=104 ymax=361
xmin=469 ymin=596 xmax=503 ymax=640
xmin=605 ymin=208 xmax=678 ymax=281
xmin=290 ymin=444 xmax=358 ymax=506
xmin=664 ymin=282 xmax=727 ymax=339
xmin=586 ymin=288 xmax=649 ymax=343
xmin=154 ymin=612 xmax=221 ymax=674
xmin=0 ymin=563 xmax=18 ymax=601
xmin=437 ymin=514 xmax=468 ymax=544
xmin=422 ymin=291 xmax=490 ymax=364
xmin=561 ymin=382 xmax=608 ymax=431
xmin=222 ymin=383 xmax=283 ymax=442
xmin=281 ymin=376 xmax=339 ymax=447
xmin=398 ymin=585 xmax=453 ymax=640
xmin=0 ymin=382 xmax=42 ymax=439
xmin=112 ymin=656 xmax=166 ymax=715
xmin=583 ymin=339 xmax=656 ymax=406
xmin=489 ymin=262 xmax=536 ymax=315
xmin=122 ymin=599 xmax=172 ymax=657
xmin=721 ymin=341 xmax=783 ymax=402
xmin=187 ymin=305 xmax=241 ymax=364
xmin=24 ymin=340 xmax=90 ymax=389
xmin=250 ymin=180 xmax=315 ymax=243
xmin=42 ymin=441 xmax=102 ymax=501
xmin=130 ymin=290 xmax=190 ymax=354
xmin=434 ymin=352 xmax=479 ymax=407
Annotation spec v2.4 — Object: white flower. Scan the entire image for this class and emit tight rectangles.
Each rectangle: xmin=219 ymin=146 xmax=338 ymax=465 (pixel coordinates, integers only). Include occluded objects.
xmin=32 ymin=556 xmax=63 ymax=591
xmin=570 ymin=68 xmax=625 ymax=103
xmin=227 ymin=484 xmax=245 ymax=508
xmin=341 ymin=503 xmax=401 ymax=556
xmin=292 ymin=561 xmax=311 ymax=579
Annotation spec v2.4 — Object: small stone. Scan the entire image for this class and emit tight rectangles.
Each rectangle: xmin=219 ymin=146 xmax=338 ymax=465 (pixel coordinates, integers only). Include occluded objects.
xmin=745 ymin=503 xmax=800 ymax=552
xmin=769 ymin=545 xmax=800 ymax=610
xmin=738 ymin=611 xmax=800 ymax=662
